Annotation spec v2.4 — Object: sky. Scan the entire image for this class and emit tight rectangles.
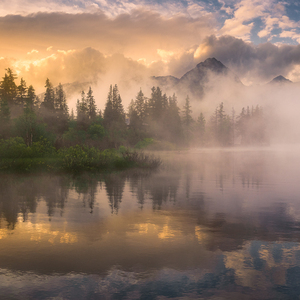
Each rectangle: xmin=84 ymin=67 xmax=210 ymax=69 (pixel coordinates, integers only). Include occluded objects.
xmin=1 ymin=0 xmax=300 ymax=93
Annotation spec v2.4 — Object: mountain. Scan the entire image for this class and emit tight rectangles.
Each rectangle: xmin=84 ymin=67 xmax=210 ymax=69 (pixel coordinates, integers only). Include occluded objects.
xmin=151 ymin=75 xmax=179 ymax=87
xmin=268 ymin=75 xmax=292 ymax=85
xmin=152 ymin=57 xmax=242 ymax=99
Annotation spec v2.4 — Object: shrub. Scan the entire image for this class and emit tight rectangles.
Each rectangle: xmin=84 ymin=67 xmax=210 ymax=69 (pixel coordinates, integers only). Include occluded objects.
xmin=0 ymin=137 xmax=30 ymax=158
xmin=134 ymin=138 xmax=154 ymax=149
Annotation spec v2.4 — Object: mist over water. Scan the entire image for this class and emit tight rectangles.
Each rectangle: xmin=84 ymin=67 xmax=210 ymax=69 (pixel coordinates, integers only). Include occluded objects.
xmin=1 ymin=147 xmax=300 ymax=299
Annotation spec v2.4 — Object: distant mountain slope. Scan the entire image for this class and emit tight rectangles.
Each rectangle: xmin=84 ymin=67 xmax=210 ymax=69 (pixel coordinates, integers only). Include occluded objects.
xmin=268 ymin=75 xmax=292 ymax=84
xmin=152 ymin=57 xmax=243 ymax=99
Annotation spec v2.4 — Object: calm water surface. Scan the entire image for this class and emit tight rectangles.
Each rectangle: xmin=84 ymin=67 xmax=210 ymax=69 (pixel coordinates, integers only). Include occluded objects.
xmin=1 ymin=147 xmax=300 ymax=299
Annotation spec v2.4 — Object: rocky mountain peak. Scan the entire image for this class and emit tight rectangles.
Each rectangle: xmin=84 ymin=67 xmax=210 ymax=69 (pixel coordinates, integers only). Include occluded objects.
xmin=196 ymin=57 xmax=227 ymax=72
xmin=269 ymin=75 xmax=292 ymax=84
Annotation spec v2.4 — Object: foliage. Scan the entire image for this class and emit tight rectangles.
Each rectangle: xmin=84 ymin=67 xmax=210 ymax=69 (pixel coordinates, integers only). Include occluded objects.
xmin=0 ymin=67 xmax=270 ymax=174
xmin=134 ymin=138 xmax=154 ymax=149
xmin=88 ymin=123 xmax=106 ymax=140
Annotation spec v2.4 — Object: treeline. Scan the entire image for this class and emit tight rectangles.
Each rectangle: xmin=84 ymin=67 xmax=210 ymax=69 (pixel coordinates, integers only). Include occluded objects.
xmin=0 ymin=68 xmax=268 ymax=152
xmin=126 ymin=87 xmax=268 ymax=147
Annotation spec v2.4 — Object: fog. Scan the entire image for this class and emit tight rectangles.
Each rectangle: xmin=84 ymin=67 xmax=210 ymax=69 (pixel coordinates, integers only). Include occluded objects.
xmin=59 ymin=65 xmax=300 ymax=145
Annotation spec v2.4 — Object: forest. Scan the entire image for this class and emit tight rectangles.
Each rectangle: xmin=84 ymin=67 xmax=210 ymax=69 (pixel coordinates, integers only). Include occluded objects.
xmin=0 ymin=68 xmax=268 ymax=171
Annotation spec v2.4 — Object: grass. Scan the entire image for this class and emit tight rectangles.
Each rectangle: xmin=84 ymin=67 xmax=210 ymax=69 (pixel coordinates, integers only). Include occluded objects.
xmin=0 ymin=138 xmax=162 ymax=173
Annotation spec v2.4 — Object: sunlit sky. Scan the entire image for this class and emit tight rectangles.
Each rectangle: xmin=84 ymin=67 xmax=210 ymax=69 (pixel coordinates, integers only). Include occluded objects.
xmin=1 ymin=0 xmax=300 ymax=89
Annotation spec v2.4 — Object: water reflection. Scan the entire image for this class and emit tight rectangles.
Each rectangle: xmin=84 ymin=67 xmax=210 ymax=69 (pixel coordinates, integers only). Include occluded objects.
xmin=1 ymin=148 xmax=300 ymax=298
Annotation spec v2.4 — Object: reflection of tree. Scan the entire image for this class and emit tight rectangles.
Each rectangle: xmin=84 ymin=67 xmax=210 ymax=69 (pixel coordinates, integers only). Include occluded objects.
xmin=196 ymin=201 xmax=300 ymax=253
xmin=117 ymin=169 xmax=180 ymax=211
xmin=239 ymin=153 xmax=265 ymax=189
xmin=145 ymin=173 xmax=180 ymax=210
xmin=0 ymin=177 xmax=19 ymax=229
xmin=0 ymin=175 xmax=72 ymax=226
xmin=127 ymin=170 xmax=153 ymax=210
xmin=43 ymin=177 xmax=70 ymax=219
xmin=73 ymin=174 xmax=98 ymax=213
xmin=57 ymin=177 xmax=69 ymax=214
xmin=17 ymin=177 xmax=39 ymax=222
xmin=104 ymin=174 xmax=125 ymax=214
xmin=185 ymin=174 xmax=191 ymax=200
xmin=44 ymin=177 xmax=70 ymax=218
xmin=128 ymin=171 xmax=145 ymax=209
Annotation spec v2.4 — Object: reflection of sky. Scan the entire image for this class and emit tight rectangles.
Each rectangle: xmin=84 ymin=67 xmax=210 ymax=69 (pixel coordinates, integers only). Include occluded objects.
xmin=1 ymin=240 xmax=300 ymax=299
xmin=1 ymin=148 xmax=300 ymax=297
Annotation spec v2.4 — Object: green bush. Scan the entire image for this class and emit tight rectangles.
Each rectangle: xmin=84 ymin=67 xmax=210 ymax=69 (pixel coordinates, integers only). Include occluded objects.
xmin=134 ymin=138 xmax=154 ymax=149
xmin=88 ymin=124 xmax=106 ymax=140
xmin=0 ymin=137 xmax=30 ymax=158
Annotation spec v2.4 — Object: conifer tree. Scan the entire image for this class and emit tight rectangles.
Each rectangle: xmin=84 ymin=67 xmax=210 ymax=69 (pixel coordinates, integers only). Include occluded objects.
xmin=26 ymin=85 xmax=36 ymax=110
xmin=42 ymin=78 xmax=55 ymax=111
xmin=165 ymin=94 xmax=182 ymax=143
xmin=181 ymin=95 xmax=194 ymax=144
xmin=0 ymin=98 xmax=10 ymax=122
xmin=0 ymin=68 xmax=17 ymax=105
xmin=103 ymin=85 xmax=114 ymax=126
xmin=16 ymin=78 xmax=27 ymax=106
xmin=87 ymin=87 xmax=97 ymax=120
xmin=197 ymin=112 xmax=206 ymax=145
xmin=182 ymin=95 xmax=193 ymax=128
xmin=55 ymin=83 xmax=68 ymax=115
xmin=55 ymin=83 xmax=69 ymax=134
xmin=112 ymin=84 xmax=125 ymax=122
xmin=135 ymin=89 xmax=146 ymax=120
xmin=103 ymin=84 xmax=126 ymax=147
xmin=76 ymin=91 xmax=89 ymax=129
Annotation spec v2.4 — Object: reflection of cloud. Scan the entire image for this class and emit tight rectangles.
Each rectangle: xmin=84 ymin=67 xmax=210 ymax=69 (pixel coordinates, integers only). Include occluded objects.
xmin=158 ymin=224 xmax=178 ymax=239
xmin=225 ymin=241 xmax=300 ymax=288
xmin=60 ymin=232 xmax=78 ymax=244
xmin=18 ymin=221 xmax=79 ymax=245
xmin=195 ymin=226 xmax=207 ymax=243
xmin=0 ymin=228 xmax=8 ymax=240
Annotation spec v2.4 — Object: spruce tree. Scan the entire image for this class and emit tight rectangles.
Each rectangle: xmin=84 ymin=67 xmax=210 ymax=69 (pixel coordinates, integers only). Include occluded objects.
xmin=135 ymin=89 xmax=146 ymax=120
xmin=42 ymin=78 xmax=55 ymax=111
xmin=0 ymin=68 xmax=17 ymax=105
xmin=103 ymin=85 xmax=114 ymax=127
xmin=182 ymin=95 xmax=193 ymax=128
xmin=55 ymin=83 xmax=68 ymax=115
xmin=182 ymin=95 xmax=194 ymax=145
xmin=16 ymin=78 xmax=27 ymax=106
xmin=26 ymin=85 xmax=36 ymax=110
xmin=55 ymin=83 xmax=69 ymax=134
xmin=197 ymin=112 xmax=206 ymax=145
xmin=76 ymin=91 xmax=89 ymax=129
xmin=87 ymin=87 xmax=97 ymax=120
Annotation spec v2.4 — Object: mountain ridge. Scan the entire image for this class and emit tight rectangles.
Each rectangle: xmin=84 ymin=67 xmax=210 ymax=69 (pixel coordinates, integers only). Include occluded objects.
xmin=268 ymin=75 xmax=292 ymax=84
xmin=152 ymin=57 xmax=242 ymax=99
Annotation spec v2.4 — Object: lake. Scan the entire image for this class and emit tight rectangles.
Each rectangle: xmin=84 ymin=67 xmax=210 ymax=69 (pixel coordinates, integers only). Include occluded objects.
xmin=1 ymin=147 xmax=300 ymax=299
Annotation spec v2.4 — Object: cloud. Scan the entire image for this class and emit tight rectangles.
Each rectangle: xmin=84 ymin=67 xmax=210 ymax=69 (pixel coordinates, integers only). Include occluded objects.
xmin=220 ymin=0 xmax=268 ymax=40
xmin=218 ymin=0 xmax=300 ymax=44
xmin=1 ymin=1 xmax=300 ymax=95
xmin=9 ymin=47 xmax=154 ymax=111
xmin=0 ymin=0 xmax=213 ymax=19
xmin=0 ymin=9 xmax=214 ymax=62
xmin=192 ymin=35 xmax=300 ymax=84
xmin=256 ymin=1 xmax=300 ymax=42
xmin=7 ymin=34 xmax=300 ymax=97
xmin=27 ymin=49 xmax=39 ymax=55
xmin=0 ymin=0 xmax=86 ymax=16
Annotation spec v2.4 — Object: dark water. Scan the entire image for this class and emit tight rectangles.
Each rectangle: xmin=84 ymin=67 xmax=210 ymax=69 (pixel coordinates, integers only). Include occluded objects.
xmin=1 ymin=147 xmax=300 ymax=299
